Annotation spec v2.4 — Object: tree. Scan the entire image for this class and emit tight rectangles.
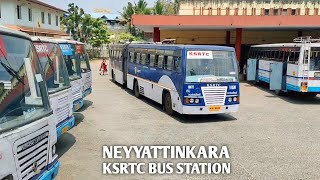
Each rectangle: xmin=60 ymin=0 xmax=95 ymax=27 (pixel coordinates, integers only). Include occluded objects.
xmin=88 ymin=18 xmax=109 ymax=47
xmin=134 ymin=0 xmax=152 ymax=15
xmin=80 ymin=14 xmax=93 ymax=44
xmin=61 ymin=3 xmax=84 ymax=41
xmin=119 ymin=32 xmax=140 ymax=42
xmin=154 ymin=1 xmax=164 ymax=15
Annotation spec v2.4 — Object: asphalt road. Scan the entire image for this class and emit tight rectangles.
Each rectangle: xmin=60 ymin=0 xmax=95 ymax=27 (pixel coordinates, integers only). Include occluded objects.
xmin=56 ymin=60 xmax=320 ymax=180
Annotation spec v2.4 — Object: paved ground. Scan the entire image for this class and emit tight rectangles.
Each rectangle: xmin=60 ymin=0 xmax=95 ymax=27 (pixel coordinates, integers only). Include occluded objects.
xmin=56 ymin=60 xmax=320 ymax=180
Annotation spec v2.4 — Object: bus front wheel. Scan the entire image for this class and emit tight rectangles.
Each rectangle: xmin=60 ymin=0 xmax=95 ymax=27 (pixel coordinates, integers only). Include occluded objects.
xmin=134 ymin=81 xmax=141 ymax=98
xmin=164 ymin=92 xmax=174 ymax=115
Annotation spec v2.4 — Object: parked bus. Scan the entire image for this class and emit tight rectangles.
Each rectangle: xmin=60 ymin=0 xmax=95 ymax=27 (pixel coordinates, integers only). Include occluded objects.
xmin=247 ymin=36 xmax=320 ymax=96
xmin=75 ymin=42 xmax=92 ymax=98
xmin=109 ymin=43 xmax=240 ymax=115
xmin=55 ymin=39 xmax=83 ymax=111
xmin=0 ymin=27 xmax=59 ymax=179
xmin=32 ymin=37 xmax=75 ymax=138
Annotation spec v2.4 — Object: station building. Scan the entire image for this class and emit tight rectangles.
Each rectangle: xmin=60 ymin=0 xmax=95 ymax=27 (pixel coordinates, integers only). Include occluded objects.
xmin=1 ymin=0 xmax=68 ymax=37
xmin=132 ymin=0 xmax=320 ymax=71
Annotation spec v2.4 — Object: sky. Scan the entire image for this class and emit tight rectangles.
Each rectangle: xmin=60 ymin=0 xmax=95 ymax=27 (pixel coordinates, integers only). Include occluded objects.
xmin=42 ymin=0 xmax=155 ymax=14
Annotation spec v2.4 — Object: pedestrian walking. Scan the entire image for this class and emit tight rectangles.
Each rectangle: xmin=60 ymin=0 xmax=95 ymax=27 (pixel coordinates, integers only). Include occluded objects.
xmin=100 ymin=59 xmax=107 ymax=75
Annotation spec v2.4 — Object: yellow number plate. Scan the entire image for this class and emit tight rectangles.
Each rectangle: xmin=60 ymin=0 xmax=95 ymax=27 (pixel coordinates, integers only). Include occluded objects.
xmin=75 ymin=103 xmax=80 ymax=111
xmin=62 ymin=126 xmax=69 ymax=134
xmin=301 ymin=86 xmax=308 ymax=92
xmin=209 ymin=106 xmax=221 ymax=112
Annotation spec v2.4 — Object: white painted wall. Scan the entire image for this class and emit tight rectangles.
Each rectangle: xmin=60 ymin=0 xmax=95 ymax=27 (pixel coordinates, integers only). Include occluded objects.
xmin=0 ymin=0 xmax=63 ymax=30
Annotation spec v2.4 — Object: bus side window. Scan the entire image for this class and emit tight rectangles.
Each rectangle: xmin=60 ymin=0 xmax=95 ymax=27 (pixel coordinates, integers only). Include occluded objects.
xmin=130 ymin=52 xmax=134 ymax=62
xmin=154 ymin=54 xmax=159 ymax=67
xmin=141 ymin=53 xmax=146 ymax=65
xmin=173 ymin=56 xmax=181 ymax=72
xmin=133 ymin=52 xmax=137 ymax=63
xmin=165 ymin=56 xmax=173 ymax=70
xmin=150 ymin=54 xmax=155 ymax=66
xmin=158 ymin=55 xmax=164 ymax=68
xmin=136 ymin=53 xmax=141 ymax=64
xmin=146 ymin=54 xmax=150 ymax=65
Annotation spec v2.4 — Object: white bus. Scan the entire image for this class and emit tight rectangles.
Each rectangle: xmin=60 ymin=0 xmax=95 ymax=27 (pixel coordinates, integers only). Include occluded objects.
xmin=55 ymin=39 xmax=84 ymax=111
xmin=32 ymin=37 xmax=75 ymax=138
xmin=247 ymin=37 xmax=320 ymax=96
xmin=0 ymin=28 xmax=59 ymax=179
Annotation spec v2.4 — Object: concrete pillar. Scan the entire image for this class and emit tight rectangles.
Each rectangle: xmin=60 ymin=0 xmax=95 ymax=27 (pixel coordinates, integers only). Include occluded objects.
xmin=153 ymin=27 xmax=160 ymax=42
xmin=226 ymin=31 xmax=231 ymax=45
xmin=235 ymin=28 xmax=242 ymax=63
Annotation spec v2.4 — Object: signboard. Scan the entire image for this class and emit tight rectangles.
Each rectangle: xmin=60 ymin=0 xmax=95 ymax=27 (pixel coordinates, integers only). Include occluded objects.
xmin=59 ymin=44 xmax=73 ymax=56
xmin=187 ymin=51 xmax=213 ymax=59
xmin=34 ymin=43 xmax=50 ymax=57
xmin=93 ymin=8 xmax=112 ymax=13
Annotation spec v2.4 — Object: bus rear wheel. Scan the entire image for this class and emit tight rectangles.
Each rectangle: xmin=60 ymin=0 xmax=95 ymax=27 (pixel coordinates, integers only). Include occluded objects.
xmin=164 ymin=92 xmax=174 ymax=115
xmin=134 ymin=81 xmax=141 ymax=98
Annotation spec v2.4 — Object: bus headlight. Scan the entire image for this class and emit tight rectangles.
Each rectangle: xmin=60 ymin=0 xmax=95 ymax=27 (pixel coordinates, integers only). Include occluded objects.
xmin=195 ymin=99 xmax=200 ymax=104
xmin=228 ymin=97 xmax=232 ymax=102
xmin=233 ymin=97 xmax=238 ymax=102
xmin=52 ymin=145 xmax=56 ymax=155
xmin=189 ymin=98 xmax=195 ymax=104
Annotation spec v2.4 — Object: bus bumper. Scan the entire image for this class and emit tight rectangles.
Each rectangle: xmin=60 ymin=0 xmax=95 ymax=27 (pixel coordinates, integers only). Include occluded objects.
xmin=83 ymin=87 xmax=92 ymax=98
xmin=56 ymin=115 xmax=75 ymax=138
xmin=73 ymin=99 xmax=84 ymax=112
xmin=182 ymin=104 xmax=239 ymax=115
xmin=39 ymin=160 xmax=60 ymax=180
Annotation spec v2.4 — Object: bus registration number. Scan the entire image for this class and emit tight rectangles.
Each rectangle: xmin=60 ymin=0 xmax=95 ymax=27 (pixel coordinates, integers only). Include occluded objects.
xmin=209 ymin=106 xmax=221 ymax=112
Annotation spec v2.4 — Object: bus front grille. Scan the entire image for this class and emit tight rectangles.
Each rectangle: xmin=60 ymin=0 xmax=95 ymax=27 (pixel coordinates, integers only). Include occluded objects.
xmin=15 ymin=127 xmax=49 ymax=180
xmin=72 ymin=87 xmax=82 ymax=101
xmin=201 ymin=86 xmax=227 ymax=106
xmin=56 ymin=104 xmax=70 ymax=124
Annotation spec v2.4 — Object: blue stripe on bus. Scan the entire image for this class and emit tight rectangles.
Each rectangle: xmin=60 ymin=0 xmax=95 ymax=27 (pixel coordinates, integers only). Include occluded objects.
xmin=286 ymin=75 xmax=320 ymax=80
xmin=258 ymin=76 xmax=270 ymax=83
xmin=286 ymin=84 xmax=320 ymax=92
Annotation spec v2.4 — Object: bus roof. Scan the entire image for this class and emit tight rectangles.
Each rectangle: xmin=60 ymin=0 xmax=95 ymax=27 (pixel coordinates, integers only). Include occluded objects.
xmin=0 ymin=25 xmax=31 ymax=40
xmin=31 ymin=36 xmax=60 ymax=44
xmin=112 ymin=43 xmax=235 ymax=51
xmin=251 ymin=43 xmax=303 ymax=48
xmin=50 ymin=38 xmax=86 ymax=45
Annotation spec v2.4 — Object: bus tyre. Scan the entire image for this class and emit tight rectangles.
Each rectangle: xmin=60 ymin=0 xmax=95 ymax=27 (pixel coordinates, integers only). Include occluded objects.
xmin=134 ymin=81 xmax=141 ymax=98
xmin=275 ymin=90 xmax=283 ymax=96
xmin=164 ymin=92 xmax=174 ymax=115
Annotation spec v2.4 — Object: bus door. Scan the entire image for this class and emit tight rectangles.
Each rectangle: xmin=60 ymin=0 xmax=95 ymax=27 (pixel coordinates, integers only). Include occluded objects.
xmin=247 ymin=58 xmax=258 ymax=81
xmin=270 ymin=61 xmax=284 ymax=90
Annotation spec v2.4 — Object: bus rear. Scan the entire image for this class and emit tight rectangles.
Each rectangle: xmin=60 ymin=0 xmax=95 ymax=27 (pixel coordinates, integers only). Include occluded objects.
xmin=33 ymin=37 xmax=75 ymax=138
xmin=182 ymin=47 xmax=240 ymax=114
xmin=0 ymin=29 xmax=59 ymax=179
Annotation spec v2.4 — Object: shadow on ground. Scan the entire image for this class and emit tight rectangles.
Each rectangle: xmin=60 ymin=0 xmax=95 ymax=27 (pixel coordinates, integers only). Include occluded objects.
xmin=110 ymin=80 xmax=237 ymax=123
xmin=245 ymin=82 xmax=320 ymax=105
xmin=77 ymin=100 xmax=93 ymax=112
xmin=56 ymin=133 xmax=76 ymax=158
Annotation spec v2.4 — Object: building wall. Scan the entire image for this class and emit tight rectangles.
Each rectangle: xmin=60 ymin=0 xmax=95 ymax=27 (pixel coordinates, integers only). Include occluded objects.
xmin=160 ymin=30 xmax=320 ymax=45
xmin=0 ymin=0 xmax=63 ymax=30
xmin=179 ymin=0 xmax=320 ymax=16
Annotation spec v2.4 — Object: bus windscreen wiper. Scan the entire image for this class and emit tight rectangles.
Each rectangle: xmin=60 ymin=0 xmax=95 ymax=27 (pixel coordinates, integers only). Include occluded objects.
xmin=0 ymin=48 xmax=25 ymax=85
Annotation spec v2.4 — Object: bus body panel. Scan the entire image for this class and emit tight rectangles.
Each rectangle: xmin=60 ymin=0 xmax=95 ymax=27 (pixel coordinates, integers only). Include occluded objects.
xmin=71 ymin=79 xmax=83 ymax=112
xmin=82 ymin=71 xmax=92 ymax=97
xmin=0 ymin=114 xmax=59 ymax=180
xmin=48 ymin=88 xmax=75 ymax=138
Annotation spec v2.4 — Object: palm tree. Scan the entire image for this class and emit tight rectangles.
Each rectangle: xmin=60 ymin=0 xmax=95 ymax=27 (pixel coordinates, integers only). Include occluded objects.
xmin=134 ymin=0 xmax=152 ymax=15
xmin=154 ymin=1 xmax=164 ymax=15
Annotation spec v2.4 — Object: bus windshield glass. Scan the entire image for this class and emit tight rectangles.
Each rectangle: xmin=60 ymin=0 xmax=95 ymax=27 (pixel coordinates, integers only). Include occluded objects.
xmin=76 ymin=44 xmax=91 ymax=73
xmin=59 ymin=43 xmax=81 ymax=80
xmin=186 ymin=50 xmax=238 ymax=83
xmin=310 ymin=47 xmax=320 ymax=71
xmin=34 ymin=42 xmax=70 ymax=93
xmin=0 ymin=34 xmax=50 ymax=133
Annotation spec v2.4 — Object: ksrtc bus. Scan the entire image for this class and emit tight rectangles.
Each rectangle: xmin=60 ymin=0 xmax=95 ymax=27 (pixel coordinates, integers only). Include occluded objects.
xmin=109 ymin=43 xmax=240 ymax=115
xmin=55 ymin=39 xmax=83 ymax=111
xmin=247 ymin=37 xmax=320 ymax=96
xmin=0 ymin=27 xmax=59 ymax=179
xmin=32 ymin=37 xmax=75 ymax=138
xmin=75 ymin=42 xmax=92 ymax=98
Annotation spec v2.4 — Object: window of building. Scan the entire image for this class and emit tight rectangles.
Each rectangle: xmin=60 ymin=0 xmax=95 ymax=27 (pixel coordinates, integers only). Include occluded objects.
xmin=291 ymin=9 xmax=296 ymax=16
xmin=243 ymin=8 xmax=247 ymax=16
xmin=264 ymin=9 xmax=270 ymax=16
xmin=55 ymin=15 xmax=59 ymax=26
xmin=315 ymin=8 xmax=319 ymax=15
xmin=17 ymin=5 xmax=22 ymax=19
xmin=48 ymin=13 xmax=51 ymax=25
xmin=252 ymin=8 xmax=256 ymax=16
xmin=234 ymin=8 xmax=238 ymax=15
xmin=305 ymin=8 xmax=309 ymax=15
xmin=282 ymin=9 xmax=287 ymax=16
xmin=28 ymin=8 xmax=32 ymax=21
xmin=273 ymin=9 xmax=279 ymax=16
xmin=226 ymin=8 xmax=230 ymax=15
xmin=217 ymin=8 xmax=221 ymax=16
xmin=41 ymin=12 xmax=45 ymax=23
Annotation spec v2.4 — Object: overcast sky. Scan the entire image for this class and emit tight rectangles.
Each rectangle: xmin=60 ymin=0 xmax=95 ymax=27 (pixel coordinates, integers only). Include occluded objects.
xmin=42 ymin=0 xmax=155 ymax=14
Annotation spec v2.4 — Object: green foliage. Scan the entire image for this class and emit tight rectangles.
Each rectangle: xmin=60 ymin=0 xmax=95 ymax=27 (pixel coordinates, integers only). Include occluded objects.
xmin=119 ymin=32 xmax=139 ymax=42
xmin=61 ymin=3 xmax=109 ymax=48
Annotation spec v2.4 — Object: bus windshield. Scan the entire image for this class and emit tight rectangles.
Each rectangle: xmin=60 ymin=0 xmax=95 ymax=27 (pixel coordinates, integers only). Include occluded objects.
xmin=34 ymin=42 xmax=70 ymax=93
xmin=76 ymin=44 xmax=91 ymax=73
xmin=186 ymin=51 xmax=238 ymax=83
xmin=310 ymin=47 xmax=320 ymax=71
xmin=0 ymin=34 xmax=50 ymax=133
xmin=59 ymin=43 xmax=81 ymax=80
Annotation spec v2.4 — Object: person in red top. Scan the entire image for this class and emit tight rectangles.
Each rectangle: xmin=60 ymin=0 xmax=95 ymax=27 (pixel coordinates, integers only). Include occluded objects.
xmin=99 ymin=59 xmax=107 ymax=75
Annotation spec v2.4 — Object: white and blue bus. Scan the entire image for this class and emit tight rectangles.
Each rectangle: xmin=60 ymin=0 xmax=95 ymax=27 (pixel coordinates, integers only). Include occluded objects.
xmin=0 ymin=27 xmax=59 ymax=179
xmin=55 ymin=39 xmax=84 ymax=112
xmin=109 ymin=43 xmax=240 ymax=115
xmin=32 ymin=37 xmax=75 ymax=138
xmin=247 ymin=37 xmax=320 ymax=96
